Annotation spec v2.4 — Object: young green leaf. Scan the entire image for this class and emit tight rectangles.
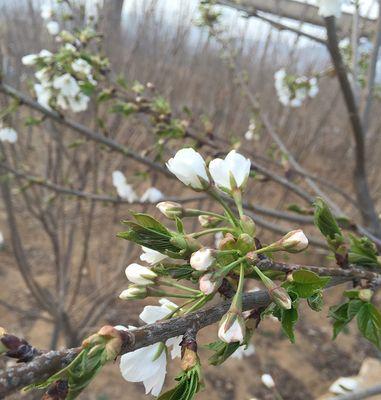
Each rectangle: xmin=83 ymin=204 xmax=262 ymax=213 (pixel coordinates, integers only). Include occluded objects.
xmin=286 ymin=269 xmax=330 ymax=298
xmin=348 ymin=235 xmax=380 ymax=268
xmin=206 ymin=340 xmax=241 ymax=366
xmin=313 ymin=198 xmax=344 ymax=250
xmin=357 ymin=303 xmax=381 ymax=349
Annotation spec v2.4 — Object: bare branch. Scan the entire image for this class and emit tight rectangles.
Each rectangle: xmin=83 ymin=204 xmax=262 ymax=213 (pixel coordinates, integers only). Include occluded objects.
xmin=325 ymin=16 xmax=381 ymax=237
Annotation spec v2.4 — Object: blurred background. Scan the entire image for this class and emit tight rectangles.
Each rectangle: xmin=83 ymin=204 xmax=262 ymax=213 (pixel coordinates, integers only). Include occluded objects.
xmin=1 ymin=0 xmax=381 ymax=399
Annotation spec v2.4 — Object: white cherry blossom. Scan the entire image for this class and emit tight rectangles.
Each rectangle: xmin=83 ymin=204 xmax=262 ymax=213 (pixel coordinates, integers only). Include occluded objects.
xmin=140 ymin=247 xmax=167 ymax=265
xmin=166 ymin=148 xmax=209 ymax=190
xmin=140 ymin=187 xmax=164 ymax=203
xmin=0 ymin=127 xmax=18 ymax=143
xmin=209 ymin=150 xmax=251 ymax=191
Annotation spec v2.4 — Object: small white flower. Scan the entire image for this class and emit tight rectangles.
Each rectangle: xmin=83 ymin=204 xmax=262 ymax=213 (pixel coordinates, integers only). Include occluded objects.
xmin=21 ymin=54 xmax=38 ymax=66
xmin=35 ymin=68 xmax=51 ymax=86
xmin=218 ymin=316 xmax=245 ymax=344
xmin=166 ymin=148 xmax=209 ymax=190
xmin=112 ymin=170 xmax=138 ymax=202
xmin=41 ymin=4 xmax=53 ymax=20
xmin=125 ymin=263 xmax=157 ymax=285
xmin=64 ymin=43 xmax=77 ymax=52
xmin=140 ymin=247 xmax=167 ymax=265
xmin=317 ymin=0 xmax=343 ymax=18
xmin=199 ymin=273 xmax=217 ymax=295
xmin=34 ymin=83 xmax=53 ymax=110
xmin=231 ymin=343 xmax=255 ymax=360
xmin=209 ymin=150 xmax=251 ymax=191
xmin=119 ymin=300 xmax=182 ymax=395
xmin=72 ymin=58 xmax=92 ymax=75
xmin=0 ymin=128 xmax=17 ymax=143
xmin=190 ymin=248 xmax=214 ymax=271
xmin=67 ymin=92 xmax=90 ymax=113
xmin=38 ymin=49 xmax=53 ymax=59
xmin=53 ymin=73 xmax=80 ymax=97
xmin=120 ymin=341 xmax=167 ymax=396
xmin=140 ymin=299 xmax=182 ymax=359
xmin=140 ymin=187 xmax=164 ymax=203
xmin=139 ymin=298 xmax=178 ymax=324
xmin=46 ymin=21 xmax=60 ymax=36
xmin=308 ymin=78 xmax=319 ymax=98
xmin=244 ymin=130 xmax=254 ymax=141
xmin=56 ymin=94 xmax=68 ymax=110
xmin=329 ymin=377 xmax=358 ymax=395
xmin=261 ymin=373 xmax=275 ymax=389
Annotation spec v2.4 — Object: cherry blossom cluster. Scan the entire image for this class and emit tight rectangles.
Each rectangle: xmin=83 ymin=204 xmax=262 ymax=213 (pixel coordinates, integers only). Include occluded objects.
xmin=21 ymin=5 xmax=107 ymax=113
xmin=115 ymin=148 xmax=309 ymax=397
xmin=274 ymin=69 xmax=319 ymax=108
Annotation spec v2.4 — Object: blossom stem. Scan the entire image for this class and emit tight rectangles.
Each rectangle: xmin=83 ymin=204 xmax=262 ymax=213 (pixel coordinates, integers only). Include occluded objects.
xmin=215 ymin=256 xmax=247 ymax=278
xmin=207 ymin=187 xmax=239 ymax=227
xmin=190 ymin=227 xmax=235 ymax=239
xmin=159 ymin=280 xmax=202 ymax=295
xmin=183 ymin=209 xmax=226 ymax=220
xmin=184 ymin=294 xmax=214 ymax=314
xmin=232 ymin=189 xmax=244 ymax=219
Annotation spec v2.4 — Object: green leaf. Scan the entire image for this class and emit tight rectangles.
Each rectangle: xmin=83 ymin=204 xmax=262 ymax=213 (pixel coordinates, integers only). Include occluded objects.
xmin=130 ymin=213 xmax=170 ymax=235
xmin=281 ymin=305 xmax=298 ymax=343
xmin=286 ymin=269 xmax=330 ymax=298
xmin=348 ymin=235 xmax=380 ymax=268
xmin=158 ymin=363 xmax=202 ymax=400
xmin=307 ymin=291 xmax=324 ymax=312
xmin=206 ymin=340 xmax=241 ymax=366
xmin=357 ymin=303 xmax=381 ymax=349
xmin=313 ymin=198 xmax=344 ymax=248
xmin=329 ymin=299 xmax=364 ymax=339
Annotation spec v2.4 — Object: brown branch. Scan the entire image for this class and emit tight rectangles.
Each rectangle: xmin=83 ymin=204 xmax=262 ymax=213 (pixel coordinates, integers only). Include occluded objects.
xmin=325 ymin=17 xmax=381 ymax=237
xmin=0 ymin=82 xmax=172 ymax=178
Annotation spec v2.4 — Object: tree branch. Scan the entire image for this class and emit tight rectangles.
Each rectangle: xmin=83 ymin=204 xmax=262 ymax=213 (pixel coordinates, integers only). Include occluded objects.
xmin=325 ymin=17 xmax=381 ymax=237
xmin=0 ymin=259 xmax=378 ymax=397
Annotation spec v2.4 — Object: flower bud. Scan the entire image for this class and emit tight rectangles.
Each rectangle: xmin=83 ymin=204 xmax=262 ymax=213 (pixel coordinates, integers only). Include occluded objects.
xmin=254 ymin=267 xmax=292 ymax=310
xmin=271 ymin=286 xmax=292 ymax=310
xmin=190 ymin=248 xmax=215 ymax=271
xmin=199 ymin=273 xmax=219 ymax=295
xmin=119 ymin=285 xmax=147 ymax=300
xmin=276 ymin=229 xmax=308 ymax=253
xmin=218 ymin=233 xmax=236 ymax=250
xmin=359 ymin=288 xmax=373 ymax=302
xmin=218 ymin=311 xmax=246 ymax=344
xmin=156 ymin=201 xmax=184 ymax=220
xmin=170 ymin=234 xmax=201 ymax=254
xmin=240 ymin=215 xmax=256 ymax=236
xmin=198 ymin=215 xmax=221 ymax=228
xmin=236 ymin=233 xmax=254 ymax=254
xmin=125 ymin=263 xmax=157 ymax=285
